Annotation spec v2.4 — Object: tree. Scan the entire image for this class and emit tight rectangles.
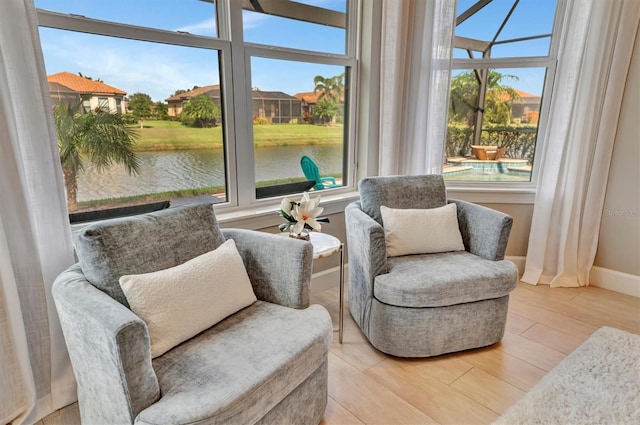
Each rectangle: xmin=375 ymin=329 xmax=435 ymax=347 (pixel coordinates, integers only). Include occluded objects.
xmin=311 ymin=98 xmax=341 ymax=124
xmin=313 ymin=73 xmax=344 ymax=105
xmin=313 ymin=73 xmax=345 ymax=124
xmin=181 ymin=94 xmax=221 ymax=127
xmin=154 ymin=101 xmax=169 ymax=120
xmin=54 ymin=102 xmax=140 ymax=211
xmin=449 ymin=70 xmax=520 ymax=126
xmin=127 ymin=92 xmax=153 ymax=127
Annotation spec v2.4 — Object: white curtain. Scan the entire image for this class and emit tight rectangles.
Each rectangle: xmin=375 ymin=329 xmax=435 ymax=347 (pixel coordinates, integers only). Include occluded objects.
xmin=522 ymin=0 xmax=640 ymax=287
xmin=0 ymin=0 xmax=77 ymax=423
xmin=378 ymin=0 xmax=456 ymax=176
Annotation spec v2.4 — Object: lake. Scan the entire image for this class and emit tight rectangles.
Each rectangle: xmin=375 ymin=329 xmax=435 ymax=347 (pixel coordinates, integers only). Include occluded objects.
xmin=77 ymin=144 xmax=343 ymax=202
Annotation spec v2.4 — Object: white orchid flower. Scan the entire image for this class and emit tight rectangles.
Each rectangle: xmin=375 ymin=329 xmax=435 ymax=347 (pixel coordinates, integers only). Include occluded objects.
xmin=280 ymin=197 xmax=294 ymax=215
xmin=292 ymin=193 xmax=324 ymax=233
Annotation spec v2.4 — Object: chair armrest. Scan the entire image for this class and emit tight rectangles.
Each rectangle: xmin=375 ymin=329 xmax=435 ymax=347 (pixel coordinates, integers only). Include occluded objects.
xmin=345 ymin=202 xmax=387 ymax=323
xmin=321 ymin=177 xmax=337 ymax=185
xmin=450 ymin=199 xmax=513 ymax=261
xmin=52 ymin=264 xmax=159 ymax=424
xmin=221 ymin=229 xmax=313 ymax=309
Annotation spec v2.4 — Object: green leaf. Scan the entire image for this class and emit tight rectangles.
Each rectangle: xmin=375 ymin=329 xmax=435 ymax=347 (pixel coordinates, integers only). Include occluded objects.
xmin=279 ymin=222 xmax=291 ymax=232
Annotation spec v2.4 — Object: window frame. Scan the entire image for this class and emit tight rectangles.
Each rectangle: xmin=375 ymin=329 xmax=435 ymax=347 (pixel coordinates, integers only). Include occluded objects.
xmin=36 ymin=0 xmax=360 ymax=220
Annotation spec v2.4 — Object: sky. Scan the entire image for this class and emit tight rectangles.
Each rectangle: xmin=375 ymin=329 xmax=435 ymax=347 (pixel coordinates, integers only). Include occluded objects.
xmin=36 ymin=0 xmax=557 ymax=102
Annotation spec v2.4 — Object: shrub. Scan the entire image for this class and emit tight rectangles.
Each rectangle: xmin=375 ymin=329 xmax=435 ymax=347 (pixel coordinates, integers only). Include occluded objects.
xmin=179 ymin=114 xmax=197 ymax=128
xmin=446 ymin=124 xmax=538 ymax=162
xmin=445 ymin=125 xmax=474 ymax=157
xmin=253 ymin=117 xmax=270 ymax=125
xmin=122 ymin=113 xmax=139 ymax=125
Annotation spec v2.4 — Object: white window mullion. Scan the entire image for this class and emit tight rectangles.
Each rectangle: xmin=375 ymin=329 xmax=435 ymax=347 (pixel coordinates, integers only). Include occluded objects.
xmin=37 ymin=10 xmax=228 ymax=50
xmin=245 ymin=44 xmax=356 ymax=67
xmin=225 ymin=0 xmax=256 ymax=208
xmin=451 ymin=57 xmax=556 ymax=70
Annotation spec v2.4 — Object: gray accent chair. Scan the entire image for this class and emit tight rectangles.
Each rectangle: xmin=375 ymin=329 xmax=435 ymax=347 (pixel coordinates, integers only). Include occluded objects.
xmin=53 ymin=204 xmax=332 ymax=425
xmin=346 ymin=175 xmax=518 ymax=357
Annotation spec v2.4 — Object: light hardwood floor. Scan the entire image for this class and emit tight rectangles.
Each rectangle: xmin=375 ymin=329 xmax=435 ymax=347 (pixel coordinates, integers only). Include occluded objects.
xmin=38 ymin=282 xmax=640 ymax=425
xmin=313 ymin=282 xmax=640 ymax=425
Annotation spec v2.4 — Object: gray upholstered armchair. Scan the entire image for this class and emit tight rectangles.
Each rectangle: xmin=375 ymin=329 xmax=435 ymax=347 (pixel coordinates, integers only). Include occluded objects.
xmin=53 ymin=204 xmax=332 ymax=424
xmin=345 ymin=175 xmax=518 ymax=357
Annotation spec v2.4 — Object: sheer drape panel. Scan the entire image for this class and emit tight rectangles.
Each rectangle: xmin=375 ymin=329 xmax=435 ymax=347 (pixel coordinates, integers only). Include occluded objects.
xmin=0 ymin=198 xmax=33 ymax=425
xmin=422 ymin=0 xmax=456 ymax=175
xmin=522 ymin=0 xmax=640 ymax=287
xmin=0 ymin=0 xmax=76 ymax=423
xmin=379 ymin=0 xmax=455 ymax=176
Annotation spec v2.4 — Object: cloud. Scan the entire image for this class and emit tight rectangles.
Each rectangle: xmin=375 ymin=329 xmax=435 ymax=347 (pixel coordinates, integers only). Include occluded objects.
xmin=41 ymin=30 xmax=220 ymax=101
xmin=173 ymin=11 xmax=272 ymax=35
xmin=242 ymin=11 xmax=272 ymax=30
xmin=174 ymin=18 xmax=217 ymax=36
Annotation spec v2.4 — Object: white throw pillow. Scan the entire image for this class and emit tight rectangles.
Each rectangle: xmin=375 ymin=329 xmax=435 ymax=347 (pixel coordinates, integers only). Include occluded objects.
xmin=380 ymin=203 xmax=465 ymax=257
xmin=119 ymin=239 xmax=257 ymax=358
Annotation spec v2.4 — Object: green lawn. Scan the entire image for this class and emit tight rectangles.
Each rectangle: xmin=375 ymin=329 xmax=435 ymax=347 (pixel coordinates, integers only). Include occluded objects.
xmin=132 ymin=120 xmax=343 ymax=151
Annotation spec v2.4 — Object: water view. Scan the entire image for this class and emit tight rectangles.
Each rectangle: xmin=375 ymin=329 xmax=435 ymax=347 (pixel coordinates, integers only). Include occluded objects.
xmin=77 ymin=144 xmax=343 ymax=202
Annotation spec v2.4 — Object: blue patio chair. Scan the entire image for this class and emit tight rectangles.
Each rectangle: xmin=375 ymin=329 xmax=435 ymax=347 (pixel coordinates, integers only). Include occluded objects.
xmin=300 ymin=155 xmax=340 ymax=190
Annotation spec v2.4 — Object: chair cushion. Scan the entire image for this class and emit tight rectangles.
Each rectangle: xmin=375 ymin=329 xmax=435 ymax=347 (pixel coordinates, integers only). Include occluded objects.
xmin=135 ymin=301 xmax=332 ymax=425
xmin=119 ymin=239 xmax=257 ymax=358
xmin=380 ymin=203 xmax=465 ymax=256
xmin=374 ymin=251 xmax=518 ymax=308
xmin=359 ymin=175 xmax=446 ymax=224
xmin=74 ymin=203 xmax=226 ymax=307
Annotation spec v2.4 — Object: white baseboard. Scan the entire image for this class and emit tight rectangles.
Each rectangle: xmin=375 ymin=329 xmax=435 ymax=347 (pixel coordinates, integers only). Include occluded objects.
xmin=311 ymin=264 xmax=348 ymax=294
xmin=506 ymin=257 xmax=640 ymax=298
xmin=590 ymin=266 xmax=640 ymax=298
xmin=506 ymin=255 xmax=526 ymax=276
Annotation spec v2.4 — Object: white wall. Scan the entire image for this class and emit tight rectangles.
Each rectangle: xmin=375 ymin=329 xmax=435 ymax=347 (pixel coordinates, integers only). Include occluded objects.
xmin=591 ymin=29 xmax=640 ymax=294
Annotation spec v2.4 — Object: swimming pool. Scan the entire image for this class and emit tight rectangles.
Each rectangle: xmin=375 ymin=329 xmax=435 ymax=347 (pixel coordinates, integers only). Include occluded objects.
xmin=444 ymin=157 xmax=532 ymax=182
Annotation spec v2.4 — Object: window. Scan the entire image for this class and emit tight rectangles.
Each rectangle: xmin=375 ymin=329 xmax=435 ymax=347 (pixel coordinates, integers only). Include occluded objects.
xmin=445 ymin=0 xmax=561 ymax=184
xmin=242 ymin=0 xmax=355 ymax=199
xmin=35 ymin=0 xmax=357 ymax=217
xmin=250 ymin=58 xmax=348 ymax=195
xmin=97 ymin=97 xmax=110 ymax=111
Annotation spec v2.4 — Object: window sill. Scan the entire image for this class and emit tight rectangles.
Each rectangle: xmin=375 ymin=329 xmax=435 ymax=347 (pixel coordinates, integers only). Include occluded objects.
xmin=446 ymin=184 xmax=536 ymax=204
xmin=69 ymin=184 xmax=532 ymax=234
xmin=69 ymin=191 xmax=359 ymax=233
xmin=215 ymin=191 xmax=360 ymax=230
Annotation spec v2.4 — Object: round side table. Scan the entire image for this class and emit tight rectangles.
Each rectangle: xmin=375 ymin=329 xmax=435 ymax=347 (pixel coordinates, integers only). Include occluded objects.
xmin=281 ymin=232 xmax=345 ymax=343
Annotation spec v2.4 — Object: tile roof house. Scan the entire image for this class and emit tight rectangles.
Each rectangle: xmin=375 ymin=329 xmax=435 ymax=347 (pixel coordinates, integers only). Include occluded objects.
xmin=293 ymin=91 xmax=319 ymax=117
xmin=47 ymin=71 xmax=127 ymax=113
xmin=165 ymin=85 xmax=221 ymax=117
xmin=167 ymin=85 xmax=302 ymax=123
xmin=501 ymin=89 xmax=542 ymax=124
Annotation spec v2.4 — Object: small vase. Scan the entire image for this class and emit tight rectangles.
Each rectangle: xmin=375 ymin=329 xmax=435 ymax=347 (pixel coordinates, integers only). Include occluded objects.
xmin=289 ymin=229 xmax=310 ymax=241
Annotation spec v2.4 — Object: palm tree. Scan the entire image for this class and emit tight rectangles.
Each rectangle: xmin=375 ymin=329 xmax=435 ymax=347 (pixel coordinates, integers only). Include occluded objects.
xmin=313 ymin=73 xmax=345 ymax=124
xmin=181 ymin=94 xmax=221 ymax=127
xmin=54 ymin=102 xmax=140 ymax=211
xmin=449 ymin=70 xmax=520 ymax=126
xmin=313 ymin=73 xmax=345 ymax=105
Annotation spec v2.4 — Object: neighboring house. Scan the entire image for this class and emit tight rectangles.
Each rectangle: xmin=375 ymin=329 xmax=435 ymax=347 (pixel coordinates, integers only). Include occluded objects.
xmin=167 ymin=85 xmax=302 ymax=123
xmin=502 ymin=89 xmax=542 ymax=124
xmin=47 ymin=71 xmax=127 ymax=113
xmin=293 ymin=91 xmax=318 ymax=117
xmin=166 ymin=85 xmax=221 ymax=116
